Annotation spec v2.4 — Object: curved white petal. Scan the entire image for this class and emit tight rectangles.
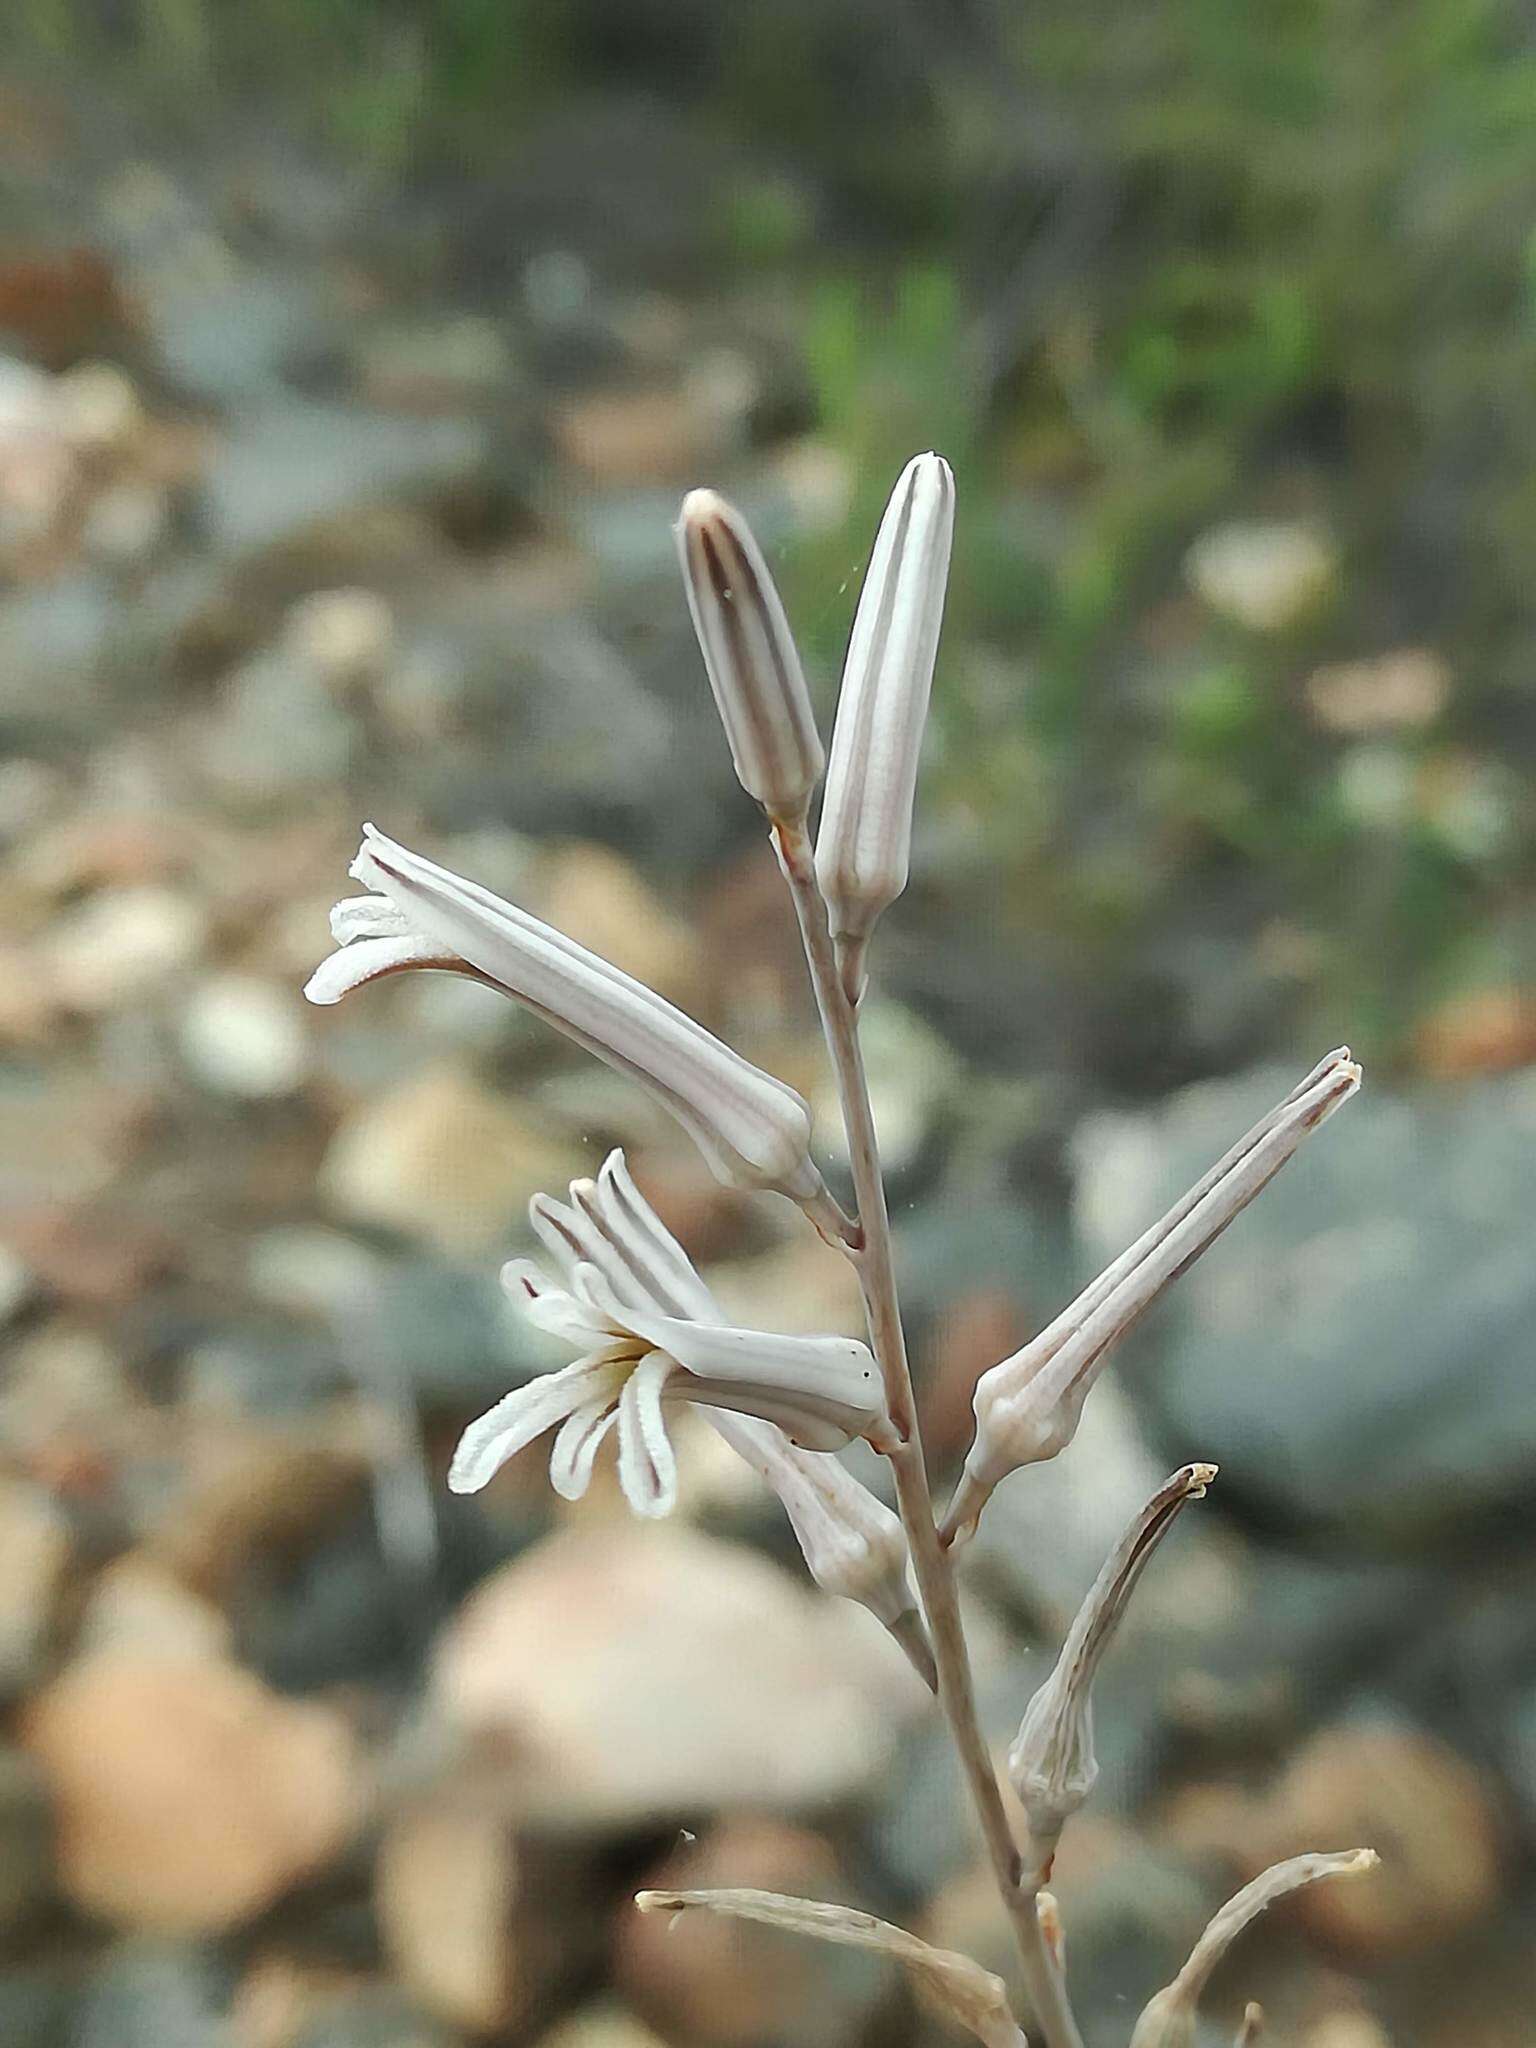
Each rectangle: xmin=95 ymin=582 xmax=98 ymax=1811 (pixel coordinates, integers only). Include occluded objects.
xmin=328 ymin=894 xmax=416 ymax=944
xmin=584 ymin=1150 xmax=720 ymax=1323
xmin=303 ymin=931 xmax=463 ymax=1005
xmin=500 ymin=1259 xmax=611 ymax=1347
xmin=448 ymin=1357 xmax=617 ymax=1494
xmin=616 ymin=1350 xmax=679 ymax=1517
xmin=548 ymin=1394 xmax=621 ymax=1500
xmin=528 ymin=1192 xmax=600 ymax=1290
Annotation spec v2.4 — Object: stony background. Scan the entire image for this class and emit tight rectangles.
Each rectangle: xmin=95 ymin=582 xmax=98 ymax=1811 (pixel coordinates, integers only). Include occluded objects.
xmin=0 ymin=7 xmax=1534 ymax=2046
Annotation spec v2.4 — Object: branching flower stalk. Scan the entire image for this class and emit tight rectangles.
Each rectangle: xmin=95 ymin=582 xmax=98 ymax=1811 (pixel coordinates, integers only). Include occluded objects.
xmin=776 ymin=814 xmax=1084 ymax=2048
xmin=305 ymin=453 xmax=1377 ymax=2048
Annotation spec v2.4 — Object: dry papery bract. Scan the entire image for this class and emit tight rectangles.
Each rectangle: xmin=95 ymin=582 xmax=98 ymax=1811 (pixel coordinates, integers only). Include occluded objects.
xmin=304 ymin=455 xmax=1374 ymax=2048
xmin=635 ymin=1888 xmax=1025 ymax=2048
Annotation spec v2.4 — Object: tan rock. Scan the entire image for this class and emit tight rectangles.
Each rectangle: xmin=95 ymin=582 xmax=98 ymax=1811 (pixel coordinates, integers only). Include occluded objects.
xmin=44 ymin=883 xmax=206 ymax=1010
xmin=539 ymin=2005 xmax=671 ymax=2048
xmin=23 ymin=1653 xmax=357 ymax=1931
xmin=553 ymin=387 xmax=713 ymax=486
xmin=1250 ymin=1721 xmax=1500 ymax=1956
xmin=75 ymin=1553 xmax=232 ymax=1662
xmin=320 ymin=1063 xmax=574 ymax=1254
xmin=231 ymin=1955 xmax=370 ymax=2048
xmin=1304 ymin=2017 xmax=1393 ymax=2048
xmin=615 ymin=1819 xmax=893 ymax=2048
xmin=1306 ymin=649 xmax=1448 ymax=735
xmin=433 ymin=1526 xmax=899 ymax=1827
xmin=1185 ymin=521 xmax=1335 ymax=633
xmin=376 ymin=1790 xmax=591 ymax=2034
xmin=178 ymin=973 xmax=310 ymax=1098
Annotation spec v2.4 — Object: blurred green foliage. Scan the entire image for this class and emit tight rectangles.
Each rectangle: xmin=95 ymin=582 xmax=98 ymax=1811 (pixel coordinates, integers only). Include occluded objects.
xmin=12 ymin=0 xmax=1536 ymax=1071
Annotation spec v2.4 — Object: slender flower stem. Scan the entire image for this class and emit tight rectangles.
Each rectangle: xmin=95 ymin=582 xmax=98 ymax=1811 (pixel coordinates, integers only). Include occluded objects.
xmin=775 ymin=821 xmax=1087 ymax=2048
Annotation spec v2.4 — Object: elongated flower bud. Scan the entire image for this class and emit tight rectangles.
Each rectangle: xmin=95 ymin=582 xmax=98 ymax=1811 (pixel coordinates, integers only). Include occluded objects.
xmin=306 ymin=826 xmax=825 ymax=1204
xmin=815 ymin=452 xmax=954 ymax=992
xmin=1008 ymin=1464 xmax=1215 ymax=1879
xmin=1234 ymin=2004 xmax=1265 ymax=2046
xmin=635 ymin=1889 xmax=1027 ymax=2048
xmin=1129 ymin=1851 xmax=1379 ymax=2048
xmin=677 ymin=489 xmax=824 ymax=823
xmin=942 ymin=1049 xmax=1360 ymax=1545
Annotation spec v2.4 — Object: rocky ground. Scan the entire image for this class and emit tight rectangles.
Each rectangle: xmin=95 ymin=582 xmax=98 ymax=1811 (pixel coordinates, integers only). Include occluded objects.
xmin=0 ymin=83 xmax=1533 ymax=2048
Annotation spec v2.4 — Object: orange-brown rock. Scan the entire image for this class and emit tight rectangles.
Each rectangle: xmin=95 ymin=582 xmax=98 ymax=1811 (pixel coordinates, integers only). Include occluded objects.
xmin=23 ymin=1653 xmax=356 ymax=1931
xmin=1248 ymin=1721 xmax=1500 ymax=1957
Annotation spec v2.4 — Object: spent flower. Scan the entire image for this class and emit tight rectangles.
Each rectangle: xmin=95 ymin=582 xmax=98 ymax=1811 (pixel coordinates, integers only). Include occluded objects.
xmin=1129 ymin=1851 xmax=1379 ymax=2048
xmin=943 ymin=1049 xmax=1360 ymax=1544
xmin=1009 ymin=1464 xmax=1215 ymax=1879
xmin=306 ymin=825 xmax=825 ymax=1203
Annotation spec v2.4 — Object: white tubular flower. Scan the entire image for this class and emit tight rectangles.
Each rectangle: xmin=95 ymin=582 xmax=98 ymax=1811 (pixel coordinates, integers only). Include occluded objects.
xmin=1129 ymin=1851 xmax=1379 ymax=2048
xmin=508 ymin=1153 xmax=920 ymax=1658
xmin=305 ymin=825 xmax=825 ymax=1204
xmin=677 ymin=489 xmax=824 ymax=823
xmin=942 ymin=1049 xmax=1361 ymax=1546
xmin=449 ymin=1152 xmax=892 ymax=1516
xmin=815 ymin=452 xmax=955 ymax=993
xmin=1008 ymin=1464 xmax=1216 ymax=1879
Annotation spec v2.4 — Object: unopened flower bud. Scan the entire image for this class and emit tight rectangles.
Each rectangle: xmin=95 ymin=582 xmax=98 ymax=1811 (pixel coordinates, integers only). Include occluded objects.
xmin=677 ymin=489 xmax=824 ymax=823
xmin=816 ymin=452 xmax=954 ymax=993
xmin=943 ymin=1049 xmax=1360 ymax=1544
xmin=1009 ymin=1464 xmax=1214 ymax=1877
xmin=1129 ymin=1851 xmax=1378 ymax=2048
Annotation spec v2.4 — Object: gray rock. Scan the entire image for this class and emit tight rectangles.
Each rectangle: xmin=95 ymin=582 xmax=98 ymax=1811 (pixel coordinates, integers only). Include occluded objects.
xmin=1073 ymin=1069 xmax=1536 ymax=1547
xmin=197 ymin=645 xmax=358 ymax=800
xmin=0 ymin=576 xmax=114 ymax=733
xmin=77 ymin=1943 xmax=229 ymax=2048
xmin=291 ymin=1987 xmax=458 ymax=2048
xmin=0 ymin=1747 xmax=54 ymax=1931
xmin=0 ymin=1969 xmax=77 ymax=2048
xmin=202 ymin=399 xmax=485 ymax=554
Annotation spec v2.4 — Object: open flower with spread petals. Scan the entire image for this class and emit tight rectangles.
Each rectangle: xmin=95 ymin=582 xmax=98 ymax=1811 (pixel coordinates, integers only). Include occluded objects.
xmin=530 ymin=1151 xmax=926 ymax=1662
xmin=305 ymin=825 xmax=826 ymax=1206
xmin=449 ymin=1153 xmax=892 ymax=1517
